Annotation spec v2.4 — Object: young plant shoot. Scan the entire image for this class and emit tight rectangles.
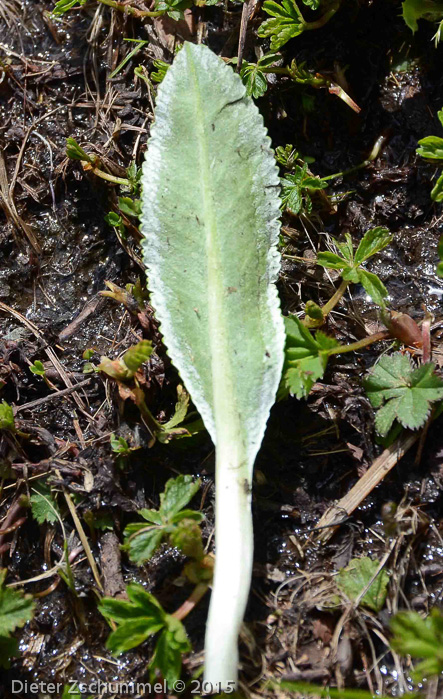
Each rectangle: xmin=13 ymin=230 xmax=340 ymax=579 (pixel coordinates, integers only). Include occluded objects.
xmin=140 ymin=43 xmax=284 ymax=688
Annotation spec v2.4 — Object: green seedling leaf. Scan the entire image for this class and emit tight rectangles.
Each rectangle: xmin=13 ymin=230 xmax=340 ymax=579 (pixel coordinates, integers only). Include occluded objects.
xmin=390 ymin=609 xmax=443 ymax=678
xmin=52 ymin=0 xmax=87 ymax=15
xmin=281 ymin=163 xmax=327 ymax=215
xmin=99 ymin=583 xmax=165 ymax=653
xmin=258 ymin=0 xmax=306 ymax=50
xmin=66 ymin=137 xmax=93 ymax=162
xmin=123 ymin=475 xmax=202 ymax=564
xmin=160 ymin=474 xmax=200 ymax=520
xmin=357 ymin=269 xmax=389 ymax=308
xmin=237 ymin=54 xmax=280 ymax=98
xmin=110 ymin=434 xmax=131 ymax=456
xmin=99 ymin=583 xmax=191 ymax=683
xmin=0 ymin=569 xmax=35 ymax=638
xmin=140 ymin=42 xmax=284 ymax=687
xmin=149 ymin=616 xmax=191 ymax=685
xmin=162 ymin=385 xmax=190 ymax=430
xmin=29 ymin=360 xmax=46 ymax=377
xmin=275 ymin=144 xmax=300 ymax=169
xmin=417 ymin=135 xmax=443 ymax=160
xmin=30 ymin=484 xmax=59 ymax=524
xmin=98 ymin=340 xmax=153 ymax=381
xmin=353 ymin=226 xmax=393 ymax=265
xmin=240 ymin=63 xmax=268 ymax=99
xmin=317 ymin=228 xmax=391 ymax=307
xmin=154 ymin=0 xmax=192 ymax=19
xmin=337 ymin=556 xmax=389 ymax=612
xmin=151 ymin=59 xmax=169 ymax=83
xmin=431 ymin=170 xmax=443 ymax=202
xmin=364 ymin=353 xmax=443 ymax=436
xmin=118 ymin=197 xmax=141 ymax=218
xmin=123 ymin=526 xmax=164 ymax=564
xmin=417 ymin=109 xmax=443 ymax=200
xmin=402 ymin=0 xmax=443 ymax=32
xmin=123 ymin=340 xmax=153 ymax=374
xmin=0 ymin=401 xmax=15 ymax=432
xmin=168 ymin=518 xmax=204 ymax=559
xmin=281 ymin=316 xmax=340 ymax=398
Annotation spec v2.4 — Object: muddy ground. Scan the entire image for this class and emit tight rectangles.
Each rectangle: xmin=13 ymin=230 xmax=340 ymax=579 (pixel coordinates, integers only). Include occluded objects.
xmin=0 ymin=0 xmax=443 ymax=697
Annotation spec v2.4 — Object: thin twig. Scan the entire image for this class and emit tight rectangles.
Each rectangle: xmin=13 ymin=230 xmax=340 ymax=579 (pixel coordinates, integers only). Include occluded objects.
xmin=313 ymin=431 xmax=419 ymax=544
xmin=14 ymin=379 xmax=92 ymax=414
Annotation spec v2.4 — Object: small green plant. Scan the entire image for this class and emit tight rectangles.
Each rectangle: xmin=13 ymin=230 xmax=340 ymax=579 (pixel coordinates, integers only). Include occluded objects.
xmin=401 ymin=0 xmax=443 ymax=43
xmin=98 ymin=584 xmax=190 ymax=684
xmin=30 ymin=484 xmax=60 ymax=525
xmin=280 ymin=315 xmax=341 ymax=398
xmin=0 ymin=401 xmax=15 ymax=432
xmin=140 ymin=43 xmax=285 ymax=688
xmin=110 ymin=434 xmax=132 ymax=457
xmin=29 ymin=360 xmax=54 ymax=388
xmin=123 ymin=475 xmax=204 ymax=565
xmin=364 ymin=353 xmax=443 ymax=437
xmin=417 ymin=108 xmax=443 ymax=201
xmin=237 ymin=53 xmax=280 ymax=98
xmin=281 ymin=162 xmax=328 ymax=215
xmin=0 ymin=569 xmax=35 ymax=668
xmin=151 ymin=59 xmax=170 ymax=84
xmin=390 ymin=608 xmax=443 ymax=679
xmin=258 ymin=0 xmax=341 ymax=50
xmin=97 ymin=339 xmax=153 ymax=381
xmin=316 ymin=226 xmax=392 ymax=308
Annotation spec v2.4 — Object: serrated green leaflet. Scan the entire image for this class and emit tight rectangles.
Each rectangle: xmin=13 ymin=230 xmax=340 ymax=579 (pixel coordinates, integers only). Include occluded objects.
xmin=364 ymin=353 xmax=443 ymax=436
xmin=30 ymin=485 xmax=59 ymax=525
xmin=140 ymin=42 xmax=284 ymax=687
xmin=337 ymin=556 xmax=389 ymax=612
xmin=281 ymin=315 xmax=340 ymax=399
xmin=123 ymin=475 xmax=203 ymax=564
xmin=316 ymin=227 xmax=392 ymax=307
xmin=390 ymin=609 xmax=443 ymax=679
xmin=0 ymin=570 xmax=35 ymax=638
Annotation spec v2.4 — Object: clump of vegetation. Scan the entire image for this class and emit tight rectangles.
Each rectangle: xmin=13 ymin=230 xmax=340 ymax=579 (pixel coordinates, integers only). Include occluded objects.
xmin=417 ymin=107 xmax=443 ymax=201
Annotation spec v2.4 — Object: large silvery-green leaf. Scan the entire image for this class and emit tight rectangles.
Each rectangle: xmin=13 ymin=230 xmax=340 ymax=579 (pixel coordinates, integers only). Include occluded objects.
xmin=140 ymin=42 xmax=284 ymax=688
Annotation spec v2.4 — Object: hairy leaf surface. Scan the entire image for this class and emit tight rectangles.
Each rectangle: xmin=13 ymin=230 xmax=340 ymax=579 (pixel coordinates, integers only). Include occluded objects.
xmin=140 ymin=42 xmax=284 ymax=468
xmin=140 ymin=42 xmax=284 ymax=686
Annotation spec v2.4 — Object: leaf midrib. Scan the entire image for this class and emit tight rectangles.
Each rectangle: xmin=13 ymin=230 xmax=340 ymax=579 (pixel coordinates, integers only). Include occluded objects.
xmin=187 ymin=48 xmax=242 ymax=453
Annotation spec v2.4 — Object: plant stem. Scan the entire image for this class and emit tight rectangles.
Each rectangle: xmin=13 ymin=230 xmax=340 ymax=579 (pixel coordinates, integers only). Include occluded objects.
xmin=97 ymin=0 xmax=163 ymax=17
xmin=321 ymin=135 xmax=386 ymax=182
xmin=321 ymin=279 xmax=349 ymax=316
xmin=304 ymin=1 xmax=340 ymax=30
xmin=204 ymin=440 xmax=253 ymax=689
xmin=172 ymin=582 xmax=209 ymax=621
xmin=327 ymin=331 xmax=389 ymax=356
xmin=91 ymin=167 xmax=131 ymax=186
xmin=321 ymin=161 xmax=370 ymax=182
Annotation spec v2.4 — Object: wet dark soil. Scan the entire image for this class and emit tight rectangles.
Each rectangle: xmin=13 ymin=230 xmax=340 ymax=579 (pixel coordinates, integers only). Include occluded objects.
xmin=1 ymin=1 xmax=443 ymax=697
